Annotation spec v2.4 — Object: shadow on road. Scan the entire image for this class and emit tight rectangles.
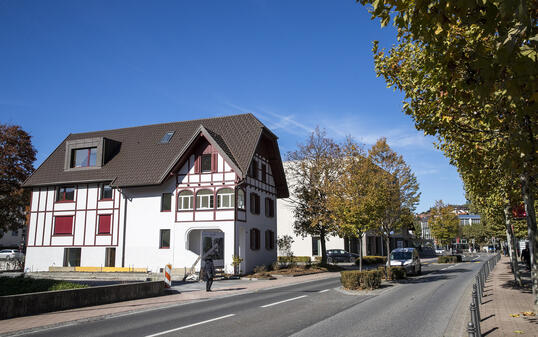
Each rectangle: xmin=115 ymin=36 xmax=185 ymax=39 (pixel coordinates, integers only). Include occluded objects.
xmin=395 ymin=268 xmax=471 ymax=284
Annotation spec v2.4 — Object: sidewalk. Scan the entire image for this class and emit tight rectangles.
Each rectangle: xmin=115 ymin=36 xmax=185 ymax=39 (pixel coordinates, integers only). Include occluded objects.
xmin=0 ymin=271 xmax=340 ymax=335
xmin=479 ymin=256 xmax=537 ymax=336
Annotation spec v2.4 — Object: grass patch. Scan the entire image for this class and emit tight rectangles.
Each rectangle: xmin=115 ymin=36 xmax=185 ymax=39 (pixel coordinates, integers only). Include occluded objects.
xmin=0 ymin=276 xmax=88 ymax=296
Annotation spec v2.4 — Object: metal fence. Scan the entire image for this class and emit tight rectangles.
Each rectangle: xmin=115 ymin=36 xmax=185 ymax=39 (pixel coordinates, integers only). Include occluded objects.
xmin=467 ymin=253 xmax=501 ymax=337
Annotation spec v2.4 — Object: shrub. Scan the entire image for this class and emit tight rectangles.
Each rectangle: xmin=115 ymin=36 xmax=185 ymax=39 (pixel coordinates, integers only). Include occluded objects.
xmin=340 ymin=270 xmax=382 ymax=290
xmin=253 ymin=265 xmax=267 ymax=274
xmin=356 ymin=256 xmax=387 ymax=266
xmin=438 ymin=255 xmax=461 ymax=263
xmin=277 ymin=256 xmax=311 ymax=263
xmin=0 ymin=276 xmax=87 ymax=296
xmin=377 ymin=266 xmax=407 ymax=280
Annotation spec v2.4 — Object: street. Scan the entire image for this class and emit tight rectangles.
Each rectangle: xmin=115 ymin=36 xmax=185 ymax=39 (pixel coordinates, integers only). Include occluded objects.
xmin=16 ymin=254 xmax=486 ymax=337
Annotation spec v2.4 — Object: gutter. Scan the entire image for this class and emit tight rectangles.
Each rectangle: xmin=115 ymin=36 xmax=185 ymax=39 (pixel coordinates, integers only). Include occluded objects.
xmin=121 ymin=188 xmax=128 ymax=268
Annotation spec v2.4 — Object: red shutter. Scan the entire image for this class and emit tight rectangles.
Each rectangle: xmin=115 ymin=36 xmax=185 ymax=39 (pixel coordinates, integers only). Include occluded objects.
xmin=54 ymin=216 xmax=73 ymax=235
xmin=194 ymin=155 xmax=200 ymax=174
xmin=98 ymin=215 xmax=112 ymax=234
xmin=212 ymin=152 xmax=218 ymax=172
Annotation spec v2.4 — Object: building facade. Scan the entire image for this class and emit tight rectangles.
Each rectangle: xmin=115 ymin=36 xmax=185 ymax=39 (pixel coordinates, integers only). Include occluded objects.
xmin=23 ymin=114 xmax=288 ymax=274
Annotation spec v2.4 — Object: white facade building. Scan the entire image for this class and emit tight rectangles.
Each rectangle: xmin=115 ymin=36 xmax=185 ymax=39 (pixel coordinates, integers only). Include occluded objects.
xmin=23 ymin=114 xmax=288 ymax=274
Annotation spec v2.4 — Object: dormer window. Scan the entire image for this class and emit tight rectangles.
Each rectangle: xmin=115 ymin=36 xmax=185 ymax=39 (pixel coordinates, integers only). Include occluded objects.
xmin=201 ymin=154 xmax=212 ymax=173
xmin=71 ymin=147 xmax=97 ymax=168
xmin=160 ymin=131 xmax=174 ymax=143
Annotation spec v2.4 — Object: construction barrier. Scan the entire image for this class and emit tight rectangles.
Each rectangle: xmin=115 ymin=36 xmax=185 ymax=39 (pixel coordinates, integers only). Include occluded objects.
xmin=164 ymin=264 xmax=172 ymax=288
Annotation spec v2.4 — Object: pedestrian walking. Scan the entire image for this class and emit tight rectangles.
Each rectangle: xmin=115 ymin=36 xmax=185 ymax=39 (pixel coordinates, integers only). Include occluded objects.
xmin=522 ymin=245 xmax=531 ymax=270
xmin=204 ymin=257 xmax=215 ymax=292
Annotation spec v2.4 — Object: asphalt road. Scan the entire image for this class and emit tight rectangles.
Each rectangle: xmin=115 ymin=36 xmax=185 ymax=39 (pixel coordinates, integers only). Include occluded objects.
xmin=18 ymin=254 xmax=487 ymax=337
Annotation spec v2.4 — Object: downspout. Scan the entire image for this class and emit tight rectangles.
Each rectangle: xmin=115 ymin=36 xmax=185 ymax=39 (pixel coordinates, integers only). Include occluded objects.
xmin=121 ymin=188 xmax=128 ymax=267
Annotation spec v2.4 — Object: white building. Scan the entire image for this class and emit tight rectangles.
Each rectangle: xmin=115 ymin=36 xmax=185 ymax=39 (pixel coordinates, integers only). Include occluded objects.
xmin=277 ymin=162 xmax=411 ymax=259
xmin=23 ymin=114 xmax=288 ymax=274
xmin=0 ymin=228 xmax=26 ymax=249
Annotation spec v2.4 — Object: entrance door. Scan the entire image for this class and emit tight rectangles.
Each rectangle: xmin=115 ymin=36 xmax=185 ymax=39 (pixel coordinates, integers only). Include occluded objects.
xmin=201 ymin=231 xmax=224 ymax=268
xmin=105 ymin=248 xmax=116 ymax=267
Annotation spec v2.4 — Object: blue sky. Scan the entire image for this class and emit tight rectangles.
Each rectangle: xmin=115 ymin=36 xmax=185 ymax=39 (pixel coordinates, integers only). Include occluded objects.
xmin=0 ymin=0 xmax=466 ymax=212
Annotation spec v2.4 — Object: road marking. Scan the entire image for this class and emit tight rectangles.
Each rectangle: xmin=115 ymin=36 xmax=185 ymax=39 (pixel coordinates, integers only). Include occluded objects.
xmin=145 ymin=314 xmax=236 ymax=337
xmin=318 ymin=289 xmax=330 ymax=293
xmin=260 ymin=295 xmax=308 ymax=308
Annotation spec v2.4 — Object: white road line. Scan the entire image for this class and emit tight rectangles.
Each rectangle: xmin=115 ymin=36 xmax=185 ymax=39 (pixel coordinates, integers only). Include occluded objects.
xmin=260 ymin=295 xmax=308 ymax=308
xmin=318 ymin=289 xmax=330 ymax=293
xmin=145 ymin=314 xmax=236 ymax=337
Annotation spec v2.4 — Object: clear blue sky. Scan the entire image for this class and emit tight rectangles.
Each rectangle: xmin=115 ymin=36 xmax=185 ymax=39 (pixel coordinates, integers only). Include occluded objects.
xmin=0 ymin=0 xmax=466 ymax=212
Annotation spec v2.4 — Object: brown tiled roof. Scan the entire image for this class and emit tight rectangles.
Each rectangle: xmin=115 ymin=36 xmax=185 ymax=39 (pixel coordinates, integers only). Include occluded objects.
xmin=23 ymin=114 xmax=289 ymax=198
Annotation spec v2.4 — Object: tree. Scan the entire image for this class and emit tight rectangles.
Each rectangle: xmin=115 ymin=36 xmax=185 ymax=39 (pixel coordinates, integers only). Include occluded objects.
xmin=429 ymin=201 xmax=460 ymax=248
xmin=326 ymin=139 xmax=377 ymax=270
xmin=367 ymin=138 xmax=420 ymax=267
xmin=0 ymin=124 xmax=36 ymax=238
xmin=359 ymin=0 xmax=538 ymax=309
xmin=287 ymin=128 xmax=341 ymax=265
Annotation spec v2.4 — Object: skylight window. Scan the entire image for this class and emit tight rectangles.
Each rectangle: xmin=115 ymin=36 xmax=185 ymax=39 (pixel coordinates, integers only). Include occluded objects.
xmin=160 ymin=131 xmax=175 ymax=143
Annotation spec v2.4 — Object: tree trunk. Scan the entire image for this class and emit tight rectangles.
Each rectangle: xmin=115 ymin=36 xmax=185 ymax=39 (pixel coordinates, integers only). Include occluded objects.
xmin=385 ymin=236 xmax=391 ymax=267
xmin=358 ymin=235 xmax=363 ymax=271
xmin=505 ymin=205 xmax=522 ymax=287
xmin=521 ymin=173 xmax=537 ymax=311
xmin=320 ymin=232 xmax=327 ymax=265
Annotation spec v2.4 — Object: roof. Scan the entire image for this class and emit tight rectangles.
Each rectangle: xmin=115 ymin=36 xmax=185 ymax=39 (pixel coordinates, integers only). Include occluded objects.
xmin=23 ymin=113 xmax=289 ymax=198
xmin=458 ymin=214 xmax=481 ymax=219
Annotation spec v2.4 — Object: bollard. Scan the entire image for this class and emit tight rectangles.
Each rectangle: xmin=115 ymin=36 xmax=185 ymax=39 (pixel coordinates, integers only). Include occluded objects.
xmin=470 ymin=302 xmax=482 ymax=337
xmin=472 ymin=284 xmax=481 ymax=322
xmin=467 ymin=321 xmax=476 ymax=337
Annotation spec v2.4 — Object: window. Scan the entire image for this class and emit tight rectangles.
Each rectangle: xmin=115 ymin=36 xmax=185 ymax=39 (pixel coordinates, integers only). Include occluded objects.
xmin=160 ymin=131 xmax=175 ymax=143
xmin=63 ymin=248 xmax=81 ymax=267
xmin=160 ymin=229 xmax=170 ymax=249
xmin=249 ymin=160 xmax=258 ymax=179
xmin=70 ymin=147 xmax=97 ymax=168
xmin=217 ymin=188 xmax=235 ymax=209
xmin=265 ymin=230 xmax=275 ymax=250
xmin=196 ymin=189 xmax=214 ymax=209
xmin=261 ymin=164 xmax=267 ymax=183
xmin=201 ymin=154 xmax=212 ymax=173
xmin=161 ymin=193 xmax=172 ymax=212
xmin=105 ymin=248 xmax=116 ymax=267
xmin=265 ymin=198 xmax=275 ymax=217
xmin=250 ymin=228 xmax=260 ymax=250
xmin=237 ymin=189 xmax=245 ymax=210
xmin=54 ymin=216 xmax=74 ymax=235
xmin=100 ymin=184 xmax=113 ymax=200
xmin=250 ymin=193 xmax=260 ymax=214
xmin=312 ymin=237 xmax=320 ymax=256
xmin=98 ymin=214 xmax=112 ymax=234
xmin=178 ymin=190 xmax=194 ymax=210
xmin=56 ymin=186 xmax=75 ymax=202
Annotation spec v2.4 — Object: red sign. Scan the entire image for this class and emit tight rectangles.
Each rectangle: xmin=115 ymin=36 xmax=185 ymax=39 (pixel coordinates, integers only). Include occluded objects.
xmin=512 ymin=204 xmax=527 ymax=219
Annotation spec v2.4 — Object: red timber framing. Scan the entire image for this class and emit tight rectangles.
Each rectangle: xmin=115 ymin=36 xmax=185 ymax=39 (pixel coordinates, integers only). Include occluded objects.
xmin=174 ymin=135 xmax=240 ymax=223
xmin=28 ymin=184 xmax=121 ymax=248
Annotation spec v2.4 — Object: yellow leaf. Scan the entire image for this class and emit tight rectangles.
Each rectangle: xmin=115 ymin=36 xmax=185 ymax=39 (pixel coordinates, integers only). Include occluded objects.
xmin=521 ymin=311 xmax=535 ymax=316
xmin=511 ymin=313 xmax=520 ymax=317
xmin=435 ymin=24 xmax=443 ymax=35
xmin=514 ymin=330 xmax=524 ymax=334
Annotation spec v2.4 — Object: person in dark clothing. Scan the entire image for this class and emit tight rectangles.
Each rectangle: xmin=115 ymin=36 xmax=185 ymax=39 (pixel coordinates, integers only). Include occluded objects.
xmin=204 ymin=257 xmax=215 ymax=292
xmin=521 ymin=246 xmax=531 ymax=270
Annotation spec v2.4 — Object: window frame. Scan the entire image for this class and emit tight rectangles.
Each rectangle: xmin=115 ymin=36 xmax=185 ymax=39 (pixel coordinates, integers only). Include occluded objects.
xmin=100 ymin=184 xmax=113 ymax=200
xmin=217 ymin=188 xmax=235 ymax=209
xmin=177 ymin=190 xmax=194 ymax=211
xmin=161 ymin=193 xmax=172 ymax=212
xmin=249 ymin=160 xmax=258 ymax=179
xmin=261 ymin=164 xmax=267 ymax=183
xmin=265 ymin=197 xmax=275 ymax=217
xmin=196 ymin=189 xmax=214 ymax=210
xmin=250 ymin=228 xmax=260 ymax=250
xmin=237 ymin=188 xmax=246 ymax=210
xmin=265 ymin=230 xmax=275 ymax=250
xmin=201 ymin=154 xmax=212 ymax=173
xmin=56 ymin=186 xmax=75 ymax=203
xmin=159 ymin=229 xmax=171 ymax=249
xmin=70 ymin=147 xmax=97 ymax=168
xmin=250 ymin=193 xmax=260 ymax=214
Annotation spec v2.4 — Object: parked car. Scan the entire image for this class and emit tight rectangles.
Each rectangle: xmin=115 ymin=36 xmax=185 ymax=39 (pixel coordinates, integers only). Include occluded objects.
xmin=435 ymin=248 xmax=447 ymax=256
xmin=389 ymin=248 xmax=421 ymax=275
xmin=326 ymin=249 xmax=357 ymax=263
xmin=0 ymin=249 xmax=24 ymax=260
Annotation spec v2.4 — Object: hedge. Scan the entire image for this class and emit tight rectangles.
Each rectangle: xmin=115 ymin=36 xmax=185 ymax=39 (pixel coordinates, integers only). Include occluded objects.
xmin=377 ymin=266 xmax=407 ymax=280
xmin=0 ymin=276 xmax=88 ymax=296
xmin=340 ymin=270 xmax=382 ymax=290
xmin=438 ymin=255 xmax=462 ymax=263
xmin=277 ymin=256 xmax=311 ymax=263
xmin=355 ymin=256 xmax=387 ymax=266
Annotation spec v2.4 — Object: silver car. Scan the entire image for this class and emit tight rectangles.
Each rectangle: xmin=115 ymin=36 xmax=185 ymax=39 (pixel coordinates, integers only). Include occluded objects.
xmin=0 ymin=249 xmax=24 ymax=260
xmin=389 ymin=248 xmax=421 ymax=275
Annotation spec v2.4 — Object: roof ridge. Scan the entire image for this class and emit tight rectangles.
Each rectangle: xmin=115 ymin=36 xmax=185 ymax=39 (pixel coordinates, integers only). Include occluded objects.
xmin=69 ymin=113 xmax=257 ymax=136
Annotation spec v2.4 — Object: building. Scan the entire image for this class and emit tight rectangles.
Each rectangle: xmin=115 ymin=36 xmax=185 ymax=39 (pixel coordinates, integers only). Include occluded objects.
xmin=22 ymin=114 xmax=288 ymax=274
xmin=0 ymin=228 xmax=26 ymax=249
xmin=459 ymin=214 xmax=481 ymax=226
xmin=277 ymin=162 xmax=413 ymax=259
